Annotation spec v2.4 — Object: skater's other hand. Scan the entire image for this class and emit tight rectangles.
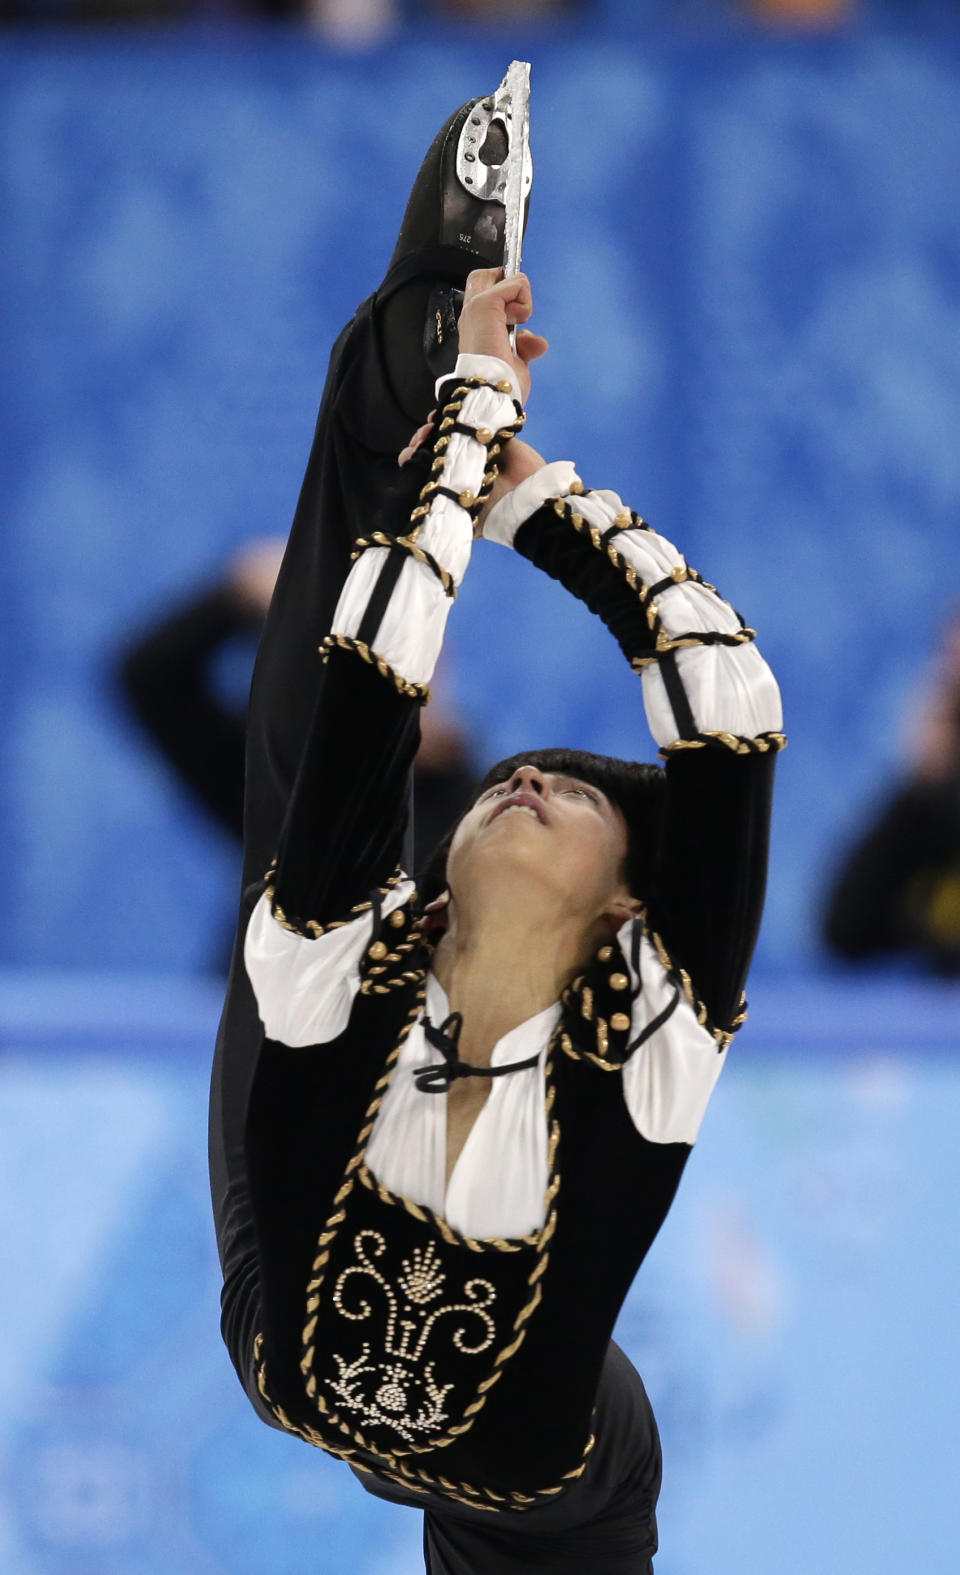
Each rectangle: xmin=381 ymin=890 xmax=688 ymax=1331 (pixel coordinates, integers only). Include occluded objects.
xmin=459 ymin=268 xmax=548 ymax=404
xmin=475 ymin=436 xmax=546 ymax=536
xmin=398 ymin=415 xmax=436 ymax=469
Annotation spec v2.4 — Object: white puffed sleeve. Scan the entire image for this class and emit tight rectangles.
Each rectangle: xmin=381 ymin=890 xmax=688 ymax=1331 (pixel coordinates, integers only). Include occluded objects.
xmin=328 ymin=357 xmax=520 ymax=690
xmin=244 ymin=879 xmax=415 ymax=1049
xmin=486 ymin=472 xmax=783 ymax=751
xmin=616 ymin=919 xmax=728 ymax=1146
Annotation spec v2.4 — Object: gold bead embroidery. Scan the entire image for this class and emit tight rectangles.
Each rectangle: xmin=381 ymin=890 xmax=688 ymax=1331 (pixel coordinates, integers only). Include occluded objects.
xmin=609 ymin=973 xmax=629 ymax=992
xmin=368 ymin=941 xmax=388 ymax=960
xmin=389 ymin=910 xmax=406 ymax=928
xmin=597 ymin=945 xmax=613 ymax=962
xmin=610 ymin=1013 xmax=631 ymax=1032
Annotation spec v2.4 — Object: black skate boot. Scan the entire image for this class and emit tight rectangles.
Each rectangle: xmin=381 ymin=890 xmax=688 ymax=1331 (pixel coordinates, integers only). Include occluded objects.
xmin=375 ymin=67 xmax=533 ymax=429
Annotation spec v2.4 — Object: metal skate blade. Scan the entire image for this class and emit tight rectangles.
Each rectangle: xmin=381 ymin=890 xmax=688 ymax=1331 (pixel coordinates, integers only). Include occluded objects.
xmin=455 ymin=60 xmax=533 ymax=294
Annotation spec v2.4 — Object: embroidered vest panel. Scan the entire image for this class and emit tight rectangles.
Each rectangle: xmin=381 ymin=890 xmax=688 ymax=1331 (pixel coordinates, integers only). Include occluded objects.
xmin=300 ymin=1176 xmax=541 ymax=1460
xmin=248 ymin=966 xmax=695 ymax=1505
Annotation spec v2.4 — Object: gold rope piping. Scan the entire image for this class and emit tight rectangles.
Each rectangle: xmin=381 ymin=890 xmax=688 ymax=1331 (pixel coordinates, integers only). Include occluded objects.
xmin=355 ymin=1165 xmax=537 ymax=1253
xmin=296 ymin=1020 xmax=565 ymax=1463
xmin=350 ymin=531 xmax=458 ymax=598
xmin=356 ymin=912 xmax=426 ymax=996
xmin=265 ymin=866 xmax=407 ymax=939
xmin=659 ymin=730 xmax=788 ymax=757
xmin=407 ymin=380 xmax=525 ymax=541
xmin=556 ymin=917 xmax=748 ymax=1059
xmin=653 ymin=626 xmax=758 ymax=653
xmin=553 ymin=498 xmax=751 ymax=652
xmin=255 ymin=1010 xmax=594 ymax=1510
xmin=319 ymin=633 xmax=430 ymax=703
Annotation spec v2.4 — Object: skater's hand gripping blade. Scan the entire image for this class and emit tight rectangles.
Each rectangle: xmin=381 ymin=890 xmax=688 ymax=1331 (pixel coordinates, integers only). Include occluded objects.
xmin=455 ymin=61 xmax=533 ymax=343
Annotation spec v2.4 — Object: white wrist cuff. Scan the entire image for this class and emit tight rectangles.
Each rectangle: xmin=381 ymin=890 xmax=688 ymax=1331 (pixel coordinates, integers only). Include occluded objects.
xmin=437 ymin=352 xmax=523 ymax=406
xmin=483 ymin=461 xmax=582 ymax=546
xmin=330 ymin=381 xmax=514 ymax=688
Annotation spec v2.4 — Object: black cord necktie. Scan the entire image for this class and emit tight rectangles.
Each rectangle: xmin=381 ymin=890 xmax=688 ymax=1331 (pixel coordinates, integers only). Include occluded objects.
xmin=413 ymin=1012 xmax=541 ymax=1095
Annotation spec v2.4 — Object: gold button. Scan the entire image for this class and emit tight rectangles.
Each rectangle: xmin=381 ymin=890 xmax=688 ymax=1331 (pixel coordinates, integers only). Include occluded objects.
xmin=368 ymin=941 xmax=388 ymax=960
xmin=389 ymin=910 xmax=406 ymax=928
xmin=496 ymin=379 xmax=513 ymax=393
xmin=610 ymin=1013 xmax=631 ymax=1032
xmin=610 ymin=973 xmax=629 ymax=991
xmin=459 ymin=490 xmax=476 ymax=508
xmin=597 ymin=945 xmax=613 ymax=962
xmin=475 ymin=427 xmax=493 ymax=445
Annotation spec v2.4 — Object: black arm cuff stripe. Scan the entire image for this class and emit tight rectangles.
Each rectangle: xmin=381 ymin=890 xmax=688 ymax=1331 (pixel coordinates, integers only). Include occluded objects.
xmin=355 ymin=549 xmax=408 ymax=648
xmin=657 ymin=650 xmax=697 ymax=740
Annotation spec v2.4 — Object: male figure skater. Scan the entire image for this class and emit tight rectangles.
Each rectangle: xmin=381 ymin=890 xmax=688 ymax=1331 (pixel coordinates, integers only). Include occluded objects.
xmin=211 ymin=75 xmax=783 ymax=1572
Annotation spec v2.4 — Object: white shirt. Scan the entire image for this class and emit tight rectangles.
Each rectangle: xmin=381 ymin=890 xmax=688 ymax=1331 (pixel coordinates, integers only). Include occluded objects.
xmin=244 ymin=883 xmax=727 ymax=1240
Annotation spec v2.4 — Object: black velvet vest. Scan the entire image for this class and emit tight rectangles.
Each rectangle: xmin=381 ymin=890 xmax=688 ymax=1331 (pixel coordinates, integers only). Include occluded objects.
xmin=246 ymin=915 xmax=693 ymax=1513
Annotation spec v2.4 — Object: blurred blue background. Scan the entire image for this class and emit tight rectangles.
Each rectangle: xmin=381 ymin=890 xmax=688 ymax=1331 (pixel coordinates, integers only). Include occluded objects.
xmin=3 ymin=4 xmax=960 ymax=1573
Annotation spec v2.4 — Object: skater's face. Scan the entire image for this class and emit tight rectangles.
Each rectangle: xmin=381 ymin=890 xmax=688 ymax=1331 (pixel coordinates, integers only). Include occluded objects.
xmin=442 ymin=763 xmax=637 ymax=935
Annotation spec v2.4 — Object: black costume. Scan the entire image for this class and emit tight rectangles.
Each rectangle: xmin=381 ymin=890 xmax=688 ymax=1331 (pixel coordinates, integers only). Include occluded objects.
xmin=209 ymin=95 xmax=783 ymax=1573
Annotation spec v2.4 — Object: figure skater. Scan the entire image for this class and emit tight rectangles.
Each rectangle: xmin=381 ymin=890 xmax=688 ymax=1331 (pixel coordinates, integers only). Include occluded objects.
xmin=210 ymin=92 xmax=784 ymax=1574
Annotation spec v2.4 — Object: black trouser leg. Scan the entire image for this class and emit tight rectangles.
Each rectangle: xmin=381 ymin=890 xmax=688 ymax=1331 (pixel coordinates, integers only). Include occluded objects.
xmin=355 ymin=1343 xmax=661 ymax=1573
xmin=209 ymin=277 xmax=437 ymax=1411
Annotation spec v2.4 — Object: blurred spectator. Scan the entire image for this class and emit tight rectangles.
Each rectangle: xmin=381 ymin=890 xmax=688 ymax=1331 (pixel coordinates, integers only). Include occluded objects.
xmin=119 ymin=540 xmax=479 ymax=964
xmin=745 ymin=0 xmax=858 ymax=25
xmin=824 ymin=608 xmax=960 ymax=975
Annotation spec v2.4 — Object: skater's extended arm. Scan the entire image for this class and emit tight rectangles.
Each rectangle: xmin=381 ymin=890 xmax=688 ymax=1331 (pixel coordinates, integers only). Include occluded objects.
xmin=483 ymin=459 xmax=782 ymax=1034
xmin=249 ymin=278 xmax=539 ymax=971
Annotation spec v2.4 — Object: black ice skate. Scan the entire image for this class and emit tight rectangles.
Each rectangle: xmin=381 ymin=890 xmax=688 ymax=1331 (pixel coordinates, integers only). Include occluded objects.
xmin=377 ymin=62 xmax=533 ymax=423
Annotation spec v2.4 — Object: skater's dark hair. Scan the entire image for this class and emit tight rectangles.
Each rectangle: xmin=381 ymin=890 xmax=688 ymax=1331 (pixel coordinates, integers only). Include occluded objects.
xmin=418 ymin=747 xmax=666 ymax=909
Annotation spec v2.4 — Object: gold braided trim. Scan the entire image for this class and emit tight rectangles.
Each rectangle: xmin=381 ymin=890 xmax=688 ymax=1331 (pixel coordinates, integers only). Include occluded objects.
xmin=408 ymin=379 xmax=525 ymax=538
xmin=320 ymin=633 xmax=430 ymax=702
xmin=255 ymin=1337 xmax=595 ymax=1512
xmin=553 ymin=498 xmax=753 ymax=654
xmin=556 ymin=914 xmax=748 ymax=1058
xmin=644 ymin=913 xmax=747 ymax=1051
xmin=356 ymin=1164 xmax=538 ymax=1253
xmin=659 ymin=730 xmax=788 ymax=758
xmin=253 ymin=1011 xmax=591 ymax=1511
xmin=294 ymin=1019 xmax=565 ymax=1465
xmin=651 ymin=626 xmax=757 ymax=654
xmin=359 ymin=969 xmax=427 ymax=996
xmin=265 ymin=866 xmax=407 ymax=939
xmin=559 ymin=1031 xmax=619 ymax=1073
xmin=356 ymin=905 xmax=428 ymax=997
xmin=350 ymin=531 xmax=457 ymax=599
